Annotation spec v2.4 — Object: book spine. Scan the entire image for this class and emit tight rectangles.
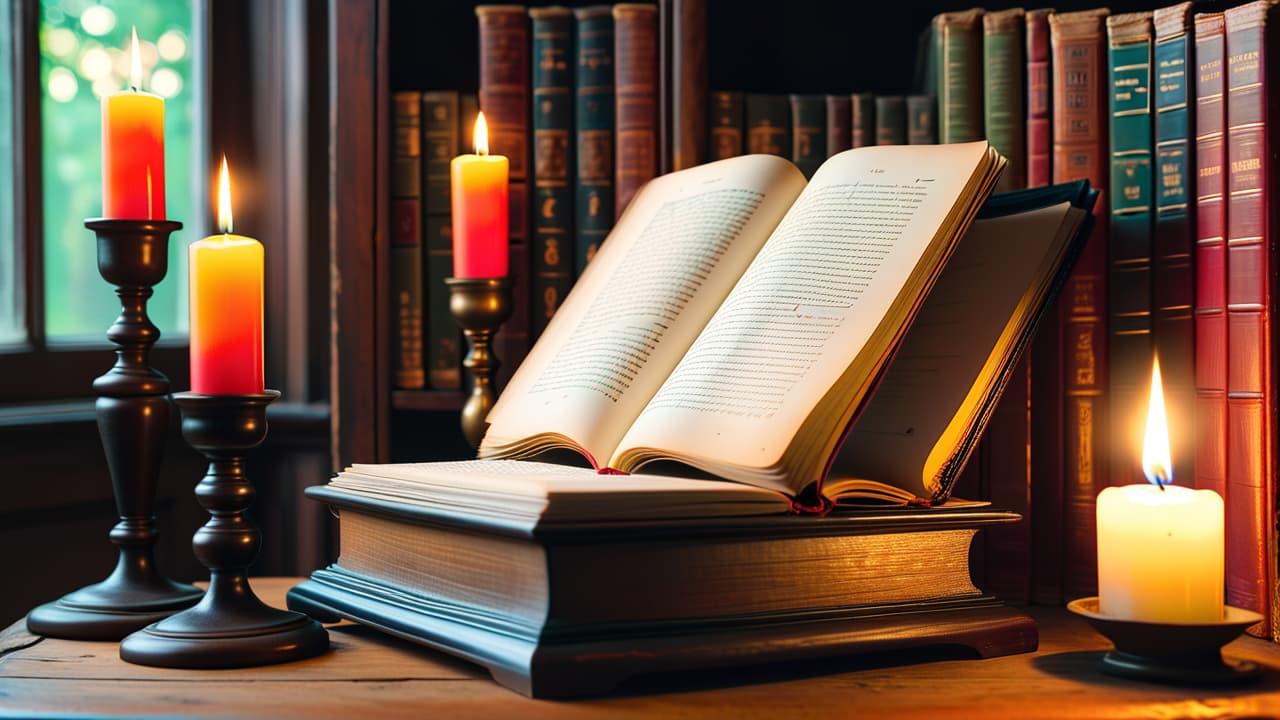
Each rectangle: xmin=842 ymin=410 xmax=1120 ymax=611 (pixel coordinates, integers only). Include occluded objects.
xmin=709 ymin=90 xmax=744 ymax=160
xmin=657 ymin=0 xmax=671 ymax=175
xmin=1051 ymin=8 xmax=1110 ymax=600
xmin=671 ymin=0 xmax=707 ymax=170
xmin=826 ymin=94 xmax=852 ymax=157
xmin=851 ymin=92 xmax=875 ymax=148
xmin=613 ymin=3 xmax=658 ymax=217
xmin=422 ymin=91 xmax=462 ymax=390
xmin=1153 ymin=3 xmax=1196 ymax=489
xmin=906 ymin=95 xmax=937 ymax=145
xmin=790 ymin=94 xmax=825 ymax=178
xmin=530 ymin=8 xmax=575 ymax=342
xmin=391 ymin=91 xmax=425 ymax=391
xmin=1027 ymin=9 xmax=1053 ymax=187
xmin=1106 ymin=12 xmax=1155 ymax=488
xmin=985 ymin=8 xmax=1027 ymax=191
xmin=574 ymin=6 xmax=614 ymax=273
xmin=1194 ymin=12 xmax=1227 ymax=500
xmin=1224 ymin=0 xmax=1277 ymax=638
xmin=936 ymin=9 xmax=985 ymax=143
xmin=874 ymin=95 xmax=906 ymax=145
xmin=746 ymin=94 xmax=791 ymax=157
xmin=478 ymin=5 xmax=532 ymax=386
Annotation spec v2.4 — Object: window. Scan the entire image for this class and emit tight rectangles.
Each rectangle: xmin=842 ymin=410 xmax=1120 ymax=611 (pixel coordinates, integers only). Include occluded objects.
xmin=0 ymin=0 xmax=19 ymax=345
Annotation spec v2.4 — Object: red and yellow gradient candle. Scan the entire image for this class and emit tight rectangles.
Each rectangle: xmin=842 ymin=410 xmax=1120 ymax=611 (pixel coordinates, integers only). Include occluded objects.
xmin=102 ymin=26 xmax=165 ymax=219
xmin=189 ymin=157 xmax=264 ymax=395
xmin=450 ymin=111 xmax=508 ymax=277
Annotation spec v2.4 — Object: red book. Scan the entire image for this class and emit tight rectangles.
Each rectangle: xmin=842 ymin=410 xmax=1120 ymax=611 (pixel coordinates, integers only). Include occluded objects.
xmin=1223 ymin=0 xmax=1277 ymax=639
xmin=613 ymin=3 xmax=659 ymax=216
xmin=1050 ymin=8 xmax=1110 ymax=601
xmin=1026 ymin=9 xmax=1053 ymax=187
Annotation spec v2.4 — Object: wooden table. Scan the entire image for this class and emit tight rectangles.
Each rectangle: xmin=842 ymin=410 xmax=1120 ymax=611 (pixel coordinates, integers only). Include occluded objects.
xmin=4 ymin=578 xmax=1280 ymax=718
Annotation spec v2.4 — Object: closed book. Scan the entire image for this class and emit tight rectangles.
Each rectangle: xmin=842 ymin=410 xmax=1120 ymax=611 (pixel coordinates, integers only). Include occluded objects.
xmin=934 ymin=8 xmax=985 ymax=143
xmin=391 ymin=92 xmax=426 ymax=391
xmin=1026 ymin=8 xmax=1053 ymax=187
xmin=709 ymin=90 xmax=744 ymax=160
xmin=614 ymin=3 xmax=659 ymax=217
xmin=826 ymin=94 xmax=852 ymax=157
xmin=985 ymin=8 xmax=1027 ymax=191
xmin=790 ymin=94 xmax=825 ymax=178
xmin=875 ymin=96 xmax=907 ymax=145
xmin=530 ymin=7 xmax=575 ymax=342
xmin=1106 ymin=12 xmax=1154 ymax=488
xmin=746 ymin=94 xmax=790 ymax=157
xmin=422 ymin=91 xmax=462 ymax=390
xmin=851 ymin=92 xmax=875 ymax=148
xmin=906 ymin=95 xmax=937 ymax=145
xmin=574 ymin=6 xmax=614 ymax=273
xmin=670 ymin=0 xmax=707 ymax=170
xmin=1194 ymin=12 xmax=1227 ymax=500
xmin=1223 ymin=0 xmax=1277 ymax=638
xmin=1050 ymin=8 xmax=1110 ymax=600
xmin=1152 ymin=2 xmax=1196 ymax=488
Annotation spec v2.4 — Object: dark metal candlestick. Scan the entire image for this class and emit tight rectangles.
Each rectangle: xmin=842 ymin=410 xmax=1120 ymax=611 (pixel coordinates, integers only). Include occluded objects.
xmin=27 ymin=219 xmax=202 ymax=641
xmin=120 ymin=391 xmax=328 ymax=668
xmin=446 ymin=277 xmax=514 ymax=448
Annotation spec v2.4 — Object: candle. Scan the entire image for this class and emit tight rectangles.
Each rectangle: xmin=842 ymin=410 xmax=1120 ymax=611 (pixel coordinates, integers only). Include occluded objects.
xmin=189 ymin=157 xmax=264 ymax=395
xmin=450 ymin=111 xmax=509 ymax=277
xmin=102 ymin=26 xmax=165 ymax=219
xmin=1096 ymin=356 xmax=1224 ymax=622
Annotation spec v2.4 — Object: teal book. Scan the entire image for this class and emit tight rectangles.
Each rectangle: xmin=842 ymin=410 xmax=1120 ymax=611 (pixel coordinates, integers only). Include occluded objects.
xmin=906 ymin=95 xmax=937 ymax=144
xmin=422 ymin=91 xmax=461 ymax=390
xmin=933 ymin=9 xmax=985 ymax=143
xmin=983 ymin=8 xmax=1026 ymax=190
xmin=789 ymin=94 xmax=824 ymax=178
xmin=746 ymin=94 xmax=790 ymax=157
xmin=574 ymin=6 xmax=614 ymax=273
xmin=875 ymin=96 xmax=906 ymax=145
xmin=531 ymin=7 xmax=575 ymax=341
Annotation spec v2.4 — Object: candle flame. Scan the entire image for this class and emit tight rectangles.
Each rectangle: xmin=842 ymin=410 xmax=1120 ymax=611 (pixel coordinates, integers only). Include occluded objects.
xmin=1142 ymin=355 xmax=1174 ymax=487
xmin=474 ymin=111 xmax=489 ymax=156
xmin=217 ymin=155 xmax=233 ymax=235
xmin=129 ymin=26 xmax=142 ymax=91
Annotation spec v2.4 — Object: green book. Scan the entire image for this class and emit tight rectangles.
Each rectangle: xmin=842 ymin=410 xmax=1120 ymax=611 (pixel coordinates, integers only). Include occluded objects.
xmin=983 ymin=8 xmax=1026 ymax=190
xmin=574 ymin=6 xmax=614 ymax=274
xmin=746 ymin=94 xmax=790 ymax=157
xmin=933 ymin=9 xmax=985 ymax=143
xmin=531 ymin=7 xmax=575 ymax=341
xmin=422 ymin=91 xmax=461 ymax=390
xmin=875 ymin=96 xmax=907 ymax=145
xmin=390 ymin=91 xmax=425 ymax=390
xmin=906 ymin=95 xmax=937 ymax=144
xmin=789 ymin=94 xmax=824 ymax=178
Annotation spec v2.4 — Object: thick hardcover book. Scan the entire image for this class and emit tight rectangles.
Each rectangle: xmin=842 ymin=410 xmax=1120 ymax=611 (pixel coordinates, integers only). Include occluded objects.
xmin=934 ymin=9 xmax=986 ymax=143
xmin=1106 ymin=12 xmax=1155 ymax=487
xmin=709 ymin=90 xmax=744 ymax=160
xmin=1224 ymin=0 xmax=1277 ymax=638
xmin=1153 ymin=2 xmax=1196 ymax=487
xmin=906 ymin=95 xmax=937 ymax=144
xmin=1026 ymin=8 xmax=1053 ymax=187
xmin=670 ymin=0 xmax=707 ymax=171
xmin=875 ymin=96 xmax=907 ymax=145
xmin=1050 ymin=8 xmax=1110 ymax=600
xmin=422 ymin=92 xmax=462 ymax=390
xmin=574 ymin=6 xmax=613 ymax=273
xmin=852 ymin=92 xmax=875 ymax=148
xmin=530 ymin=8 xmax=575 ymax=342
xmin=790 ymin=94 xmax=825 ymax=178
xmin=985 ymin=8 xmax=1027 ymax=191
xmin=827 ymin=95 xmax=852 ymax=157
xmin=613 ymin=4 xmax=659 ymax=217
xmin=746 ymin=94 xmax=791 ymax=157
xmin=391 ymin=92 xmax=426 ymax=391
xmin=1194 ymin=12 xmax=1227 ymax=499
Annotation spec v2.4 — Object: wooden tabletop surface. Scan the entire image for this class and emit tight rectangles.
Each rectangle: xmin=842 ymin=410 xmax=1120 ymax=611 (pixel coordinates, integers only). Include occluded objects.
xmin=4 ymin=578 xmax=1280 ymax=718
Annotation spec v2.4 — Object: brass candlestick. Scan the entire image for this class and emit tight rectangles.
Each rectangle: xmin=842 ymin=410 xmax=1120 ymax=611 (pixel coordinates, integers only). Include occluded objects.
xmin=27 ymin=219 xmax=202 ymax=641
xmin=446 ymin=277 xmax=513 ymax=448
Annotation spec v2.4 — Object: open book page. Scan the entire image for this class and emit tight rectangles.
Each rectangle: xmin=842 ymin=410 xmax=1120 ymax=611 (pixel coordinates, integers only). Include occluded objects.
xmin=609 ymin=141 xmax=1001 ymax=493
xmin=825 ymin=202 xmax=1086 ymax=503
xmin=480 ymin=155 xmax=807 ymax=467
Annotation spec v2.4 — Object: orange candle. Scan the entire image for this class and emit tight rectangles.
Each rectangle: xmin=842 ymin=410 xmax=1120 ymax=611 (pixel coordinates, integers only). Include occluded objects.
xmin=189 ymin=157 xmax=264 ymax=395
xmin=450 ymin=111 xmax=508 ymax=277
xmin=102 ymin=27 xmax=164 ymax=219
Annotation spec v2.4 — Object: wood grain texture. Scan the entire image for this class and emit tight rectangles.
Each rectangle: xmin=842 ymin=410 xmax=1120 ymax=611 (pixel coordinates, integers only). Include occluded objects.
xmin=5 ymin=578 xmax=1280 ymax=717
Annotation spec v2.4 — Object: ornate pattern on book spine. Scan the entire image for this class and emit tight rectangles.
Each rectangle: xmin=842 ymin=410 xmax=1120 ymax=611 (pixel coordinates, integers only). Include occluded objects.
xmin=1223 ymin=0 xmax=1277 ymax=639
xmin=746 ymin=94 xmax=790 ymax=157
xmin=1050 ymin=8 xmax=1110 ymax=600
xmin=391 ymin=91 xmax=425 ymax=390
xmin=935 ymin=9 xmax=985 ymax=143
xmin=851 ymin=92 xmax=875 ymax=148
xmin=574 ymin=6 xmax=613 ymax=273
xmin=1106 ymin=12 xmax=1155 ymax=488
xmin=874 ymin=96 xmax=906 ymax=146
xmin=530 ymin=8 xmax=574 ymax=341
xmin=985 ymin=8 xmax=1027 ymax=191
xmin=423 ymin=92 xmax=461 ymax=389
xmin=906 ymin=95 xmax=936 ymax=145
xmin=613 ymin=3 xmax=658 ymax=217
xmin=826 ymin=94 xmax=852 ymax=156
xmin=709 ymin=90 xmax=743 ymax=160
xmin=1153 ymin=2 xmax=1196 ymax=489
xmin=1027 ymin=9 xmax=1053 ymax=186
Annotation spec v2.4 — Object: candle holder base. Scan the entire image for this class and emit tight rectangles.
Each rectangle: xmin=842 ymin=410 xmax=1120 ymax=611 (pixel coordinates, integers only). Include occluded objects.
xmin=1067 ymin=597 xmax=1264 ymax=687
xmin=445 ymin=277 xmax=514 ymax=449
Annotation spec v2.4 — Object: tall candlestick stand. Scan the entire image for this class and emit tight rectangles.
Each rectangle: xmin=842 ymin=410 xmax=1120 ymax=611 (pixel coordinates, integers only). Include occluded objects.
xmin=120 ymin=390 xmax=328 ymax=668
xmin=27 ymin=219 xmax=202 ymax=641
xmin=446 ymin=277 xmax=513 ymax=448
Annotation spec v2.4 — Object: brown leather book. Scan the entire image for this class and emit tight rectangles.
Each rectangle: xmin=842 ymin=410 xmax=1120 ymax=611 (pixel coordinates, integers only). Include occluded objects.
xmin=826 ymin=95 xmax=852 ymax=157
xmin=709 ymin=90 xmax=744 ymax=160
xmin=851 ymin=92 xmax=875 ymax=148
xmin=614 ymin=3 xmax=659 ymax=217
xmin=670 ymin=0 xmax=707 ymax=171
xmin=1026 ymin=8 xmax=1053 ymax=186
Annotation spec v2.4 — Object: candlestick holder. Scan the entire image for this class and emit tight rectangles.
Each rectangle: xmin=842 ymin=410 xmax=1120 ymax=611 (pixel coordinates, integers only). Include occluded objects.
xmin=1067 ymin=597 xmax=1264 ymax=686
xmin=119 ymin=391 xmax=328 ymax=668
xmin=446 ymin=277 xmax=513 ymax=448
xmin=27 ymin=219 xmax=203 ymax=641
